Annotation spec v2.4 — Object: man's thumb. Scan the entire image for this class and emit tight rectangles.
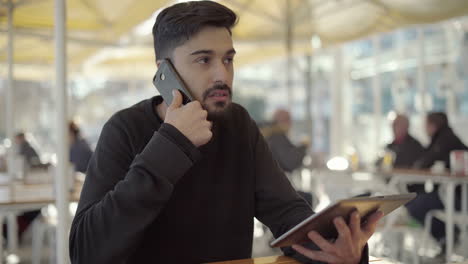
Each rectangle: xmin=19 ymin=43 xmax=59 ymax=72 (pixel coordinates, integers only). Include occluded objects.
xmin=168 ymin=89 xmax=183 ymax=110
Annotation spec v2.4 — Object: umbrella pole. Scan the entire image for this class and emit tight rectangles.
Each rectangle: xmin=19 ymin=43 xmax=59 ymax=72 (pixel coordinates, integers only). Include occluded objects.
xmin=417 ymin=27 xmax=428 ymax=115
xmin=372 ymin=36 xmax=382 ymax=160
xmin=6 ymin=0 xmax=14 ymax=181
xmin=54 ymin=0 xmax=70 ymax=263
xmin=5 ymin=0 xmax=19 ymax=259
xmin=331 ymin=47 xmax=344 ymax=157
xmin=285 ymin=0 xmax=293 ymax=110
xmin=304 ymin=54 xmax=313 ymax=145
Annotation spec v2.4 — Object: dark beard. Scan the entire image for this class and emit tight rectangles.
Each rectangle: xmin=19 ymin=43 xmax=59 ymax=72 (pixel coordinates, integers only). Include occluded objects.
xmin=207 ymin=102 xmax=233 ymax=123
xmin=202 ymin=83 xmax=233 ymax=122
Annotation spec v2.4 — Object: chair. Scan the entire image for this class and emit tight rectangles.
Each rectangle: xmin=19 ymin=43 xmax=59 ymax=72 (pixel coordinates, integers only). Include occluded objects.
xmin=420 ymin=183 xmax=468 ymax=259
xmin=31 ymin=203 xmax=78 ymax=264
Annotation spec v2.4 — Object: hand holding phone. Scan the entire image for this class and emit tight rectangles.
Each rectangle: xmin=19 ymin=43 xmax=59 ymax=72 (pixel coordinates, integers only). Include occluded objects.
xmin=164 ymin=90 xmax=213 ymax=147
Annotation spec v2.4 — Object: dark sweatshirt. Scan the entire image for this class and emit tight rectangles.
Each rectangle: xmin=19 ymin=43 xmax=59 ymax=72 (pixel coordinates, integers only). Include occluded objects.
xmin=69 ymin=96 xmax=368 ymax=264
xmin=414 ymin=126 xmax=468 ymax=169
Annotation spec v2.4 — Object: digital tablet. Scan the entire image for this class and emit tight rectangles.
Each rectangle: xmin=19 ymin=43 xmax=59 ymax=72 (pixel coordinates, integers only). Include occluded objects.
xmin=270 ymin=193 xmax=416 ymax=248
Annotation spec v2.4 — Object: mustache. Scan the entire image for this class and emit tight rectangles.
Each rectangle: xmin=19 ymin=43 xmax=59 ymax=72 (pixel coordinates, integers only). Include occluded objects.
xmin=202 ymin=84 xmax=232 ymax=101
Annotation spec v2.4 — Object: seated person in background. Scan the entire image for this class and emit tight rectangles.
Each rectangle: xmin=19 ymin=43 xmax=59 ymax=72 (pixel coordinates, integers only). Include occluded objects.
xmin=69 ymin=122 xmax=93 ymax=174
xmin=69 ymin=2 xmax=382 ymax=263
xmin=14 ymin=132 xmax=41 ymax=240
xmin=377 ymin=114 xmax=424 ymax=192
xmin=15 ymin=132 xmax=41 ymax=167
xmin=407 ymin=112 xmax=468 ymax=256
xmin=263 ymin=109 xmax=308 ymax=173
xmin=262 ymin=109 xmax=313 ymax=206
xmin=413 ymin=112 xmax=467 ymax=169
xmin=386 ymin=114 xmax=424 ymax=168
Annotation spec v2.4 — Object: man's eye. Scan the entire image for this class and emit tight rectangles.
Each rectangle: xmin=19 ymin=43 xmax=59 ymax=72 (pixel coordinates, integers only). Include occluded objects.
xmin=197 ymin=57 xmax=210 ymax=64
xmin=224 ymin=57 xmax=234 ymax=64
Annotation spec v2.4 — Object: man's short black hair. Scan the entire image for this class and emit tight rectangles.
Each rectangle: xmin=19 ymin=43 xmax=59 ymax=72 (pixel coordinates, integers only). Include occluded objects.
xmin=152 ymin=1 xmax=237 ymax=61
xmin=427 ymin=112 xmax=449 ymax=130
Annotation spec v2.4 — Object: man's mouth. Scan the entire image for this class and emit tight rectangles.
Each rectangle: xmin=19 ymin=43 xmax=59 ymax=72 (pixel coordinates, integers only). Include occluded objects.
xmin=208 ymin=89 xmax=229 ymax=101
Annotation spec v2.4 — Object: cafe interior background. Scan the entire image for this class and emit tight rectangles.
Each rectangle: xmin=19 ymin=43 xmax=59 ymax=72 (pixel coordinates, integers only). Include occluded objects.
xmin=1 ymin=0 xmax=468 ymax=263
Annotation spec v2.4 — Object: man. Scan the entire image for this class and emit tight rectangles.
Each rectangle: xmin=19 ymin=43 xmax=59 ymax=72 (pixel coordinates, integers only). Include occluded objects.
xmin=385 ymin=114 xmax=424 ymax=169
xmin=15 ymin=132 xmax=41 ymax=167
xmin=69 ymin=121 xmax=93 ymax=174
xmin=378 ymin=114 xmax=425 ymax=193
xmin=69 ymin=2 xmax=382 ymax=263
xmin=264 ymin=109 xmax=308 ymax=173
xmin=407 ymin=112 xmax=467 ymax=255
xmin=14 ymin=132 xmax=42 ymax=240
xmin=263 ymin=109 xmax=313 ymax=206
xmin=413 ymin=112 xmax=467 ymax=169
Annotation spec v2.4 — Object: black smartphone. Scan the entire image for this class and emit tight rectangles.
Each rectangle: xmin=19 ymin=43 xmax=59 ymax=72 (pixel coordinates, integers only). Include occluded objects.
xmin=153 ymin=59 xmax=194 ymax=106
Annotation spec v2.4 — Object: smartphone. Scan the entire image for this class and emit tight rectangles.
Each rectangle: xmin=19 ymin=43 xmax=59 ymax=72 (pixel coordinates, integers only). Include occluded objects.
xmin=153 ymin=59 xmax=194 ymax=106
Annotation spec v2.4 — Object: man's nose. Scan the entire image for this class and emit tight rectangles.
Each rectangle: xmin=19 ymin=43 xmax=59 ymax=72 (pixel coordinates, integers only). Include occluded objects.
xmin=212 ymin=61 xmax=229 ymax=84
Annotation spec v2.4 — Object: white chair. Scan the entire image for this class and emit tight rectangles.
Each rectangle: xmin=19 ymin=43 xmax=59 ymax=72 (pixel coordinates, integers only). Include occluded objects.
xmin=421 ymin=209 xmax=468 ymax=257
xmin=420 ymin=183 xmax=468 ymax=259
xmin=31 ymin=203 xmax=77 ymax=264
xmin=31 ymin=215 xmax=55 ymax=264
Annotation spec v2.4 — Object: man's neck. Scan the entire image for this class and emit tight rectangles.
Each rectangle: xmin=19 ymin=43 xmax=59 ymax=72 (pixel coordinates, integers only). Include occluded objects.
xmin=394 ymin=133 xmax=407 ymax=144
xmin=156 ymin=101 xmax=168 ymax=122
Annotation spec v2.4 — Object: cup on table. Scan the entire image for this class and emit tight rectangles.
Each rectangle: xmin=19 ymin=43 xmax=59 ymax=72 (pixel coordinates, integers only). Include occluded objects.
xmin=450 ymin=150 xmax=468 ymax=177
xmin=431 ymin=161 xmax=446 ymax=174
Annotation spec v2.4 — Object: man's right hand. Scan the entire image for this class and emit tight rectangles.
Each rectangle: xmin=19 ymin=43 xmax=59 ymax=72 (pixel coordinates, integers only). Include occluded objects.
xmin=164 ymin=90 xmax=212 ymax=147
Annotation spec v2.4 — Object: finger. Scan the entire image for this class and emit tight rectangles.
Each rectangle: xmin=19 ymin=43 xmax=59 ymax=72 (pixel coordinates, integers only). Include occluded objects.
xmin=362 ymin=211 xmax=384 ymax=236
xmin=189 ymin=100 xmax=202 ymax=108
xmin=205 ymin=130 xmax=213 ymax=139
xmin=292 ymin=245 xmax=341 ymax=264
xmin=334 ymin=217 xmax=352 ymax=243
xmin=349 ymin=211 xmax=361 ymax=237
xmin=201 ymin=109 xmax=208 ymax=119
xmin=307 ymin=231 xmax=335 ymax=253
xmin=207 ymin=121 xmax=213 ymax=130
xmin=168 ymin=90 xmax=183 ymax=110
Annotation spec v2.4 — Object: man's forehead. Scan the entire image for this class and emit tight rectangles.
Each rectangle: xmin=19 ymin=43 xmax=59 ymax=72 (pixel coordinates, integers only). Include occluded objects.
xmin=175 ymin=27 xmax=234 ymax=55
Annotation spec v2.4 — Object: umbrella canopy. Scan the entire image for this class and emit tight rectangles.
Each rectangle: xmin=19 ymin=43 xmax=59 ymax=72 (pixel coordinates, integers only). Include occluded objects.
xmin=0 ymin=0 xmax=169 ymax=79
xmin=1 ymin=0 xmax=468 ymax=80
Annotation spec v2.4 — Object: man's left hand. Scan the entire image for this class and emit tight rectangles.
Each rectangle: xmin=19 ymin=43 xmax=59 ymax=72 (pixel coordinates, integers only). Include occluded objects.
xmin=292 ymin=210 xmax=384 ymax=264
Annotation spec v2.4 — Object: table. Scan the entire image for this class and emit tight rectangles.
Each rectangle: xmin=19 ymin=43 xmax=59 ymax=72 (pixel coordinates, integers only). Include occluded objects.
xmin=208 ymin=255 xmax=394 ymax=264
xmin=208 ymin=256 xmax=298 ymax=264
xmin=0 ymin=193 xmax=80 ymax=264
xmin=386 ymin=169 xmax=468 ymax=263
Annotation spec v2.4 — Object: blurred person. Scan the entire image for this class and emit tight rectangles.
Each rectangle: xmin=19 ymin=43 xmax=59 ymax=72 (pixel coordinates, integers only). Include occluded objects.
xmin=385 ymin=114 xmax=424 ymax=169
xmin=263 ymin=109 xmax=313 ymax=206
xmin=406 ymin=112 xmax=468 ymax=256
xmin=413 ymin=112 xmax=468 ymax=169
xmin=264 ymin=109 xmax=308 ymax=173
xmin=69 ymin=2 xmax=383 ymax=264
xmin=15 ymin=132 xmax=41 ymax=167
xmin=377 ymin=114 xmax=425 ymax=192
xmin=13 ymin=132 xmax=41 ymax=241
xmin=69 ymin=122 xmax=93 ymax=174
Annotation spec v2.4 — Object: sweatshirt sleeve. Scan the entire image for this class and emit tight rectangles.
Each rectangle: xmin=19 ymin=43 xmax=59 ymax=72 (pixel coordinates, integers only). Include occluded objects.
xmin=251 ymin=121 xmax=314 ymax=258
xmin=252 ymin=121 xmax=369 ymax=264
xmin=69 ymin=116 xmax=200 ymax=264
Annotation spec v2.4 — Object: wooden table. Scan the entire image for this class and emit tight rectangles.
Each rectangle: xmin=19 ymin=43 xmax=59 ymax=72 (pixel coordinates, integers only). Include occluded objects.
xmin=208 ymin=255 xmax=393 ymax=264
xmin=208 ymin=256 xmax=299 ymax=264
